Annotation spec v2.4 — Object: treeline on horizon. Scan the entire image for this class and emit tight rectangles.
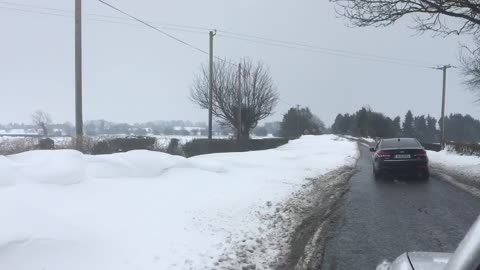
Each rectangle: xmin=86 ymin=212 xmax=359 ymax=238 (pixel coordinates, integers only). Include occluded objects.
xmin=3 ymin=107 xmax=480 ymax=143
xmin=331 ymin=107 xmax=480 ymax=143
xmin=0 ymin=119 xmax=280 ymax=137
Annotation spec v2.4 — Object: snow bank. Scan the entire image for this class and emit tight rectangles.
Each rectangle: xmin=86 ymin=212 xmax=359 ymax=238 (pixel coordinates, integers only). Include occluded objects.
xmin=84 ymin=150 xmax=185 ymax=178
xmin=428 ymin=150 xmax=480 ymax=179
xmin=361 ymin=137 xmax=376 ymax=143
xmin=342 ymin=134 xmax=376 ymax=144
xmin=0 ymin=135 xmax=358 ymax=270
xmin=3 ymin=150 xmax=85 ymax=185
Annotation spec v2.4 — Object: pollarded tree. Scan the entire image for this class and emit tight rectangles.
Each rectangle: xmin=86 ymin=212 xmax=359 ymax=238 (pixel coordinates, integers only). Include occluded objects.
xmin=31 ymin=110 xmax=52 ymax=137
xmin=190 ymin=58 xmax=279 ymax=140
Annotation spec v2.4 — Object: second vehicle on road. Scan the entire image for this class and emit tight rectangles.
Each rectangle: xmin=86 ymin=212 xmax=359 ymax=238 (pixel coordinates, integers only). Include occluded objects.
xmin=370 ymin=138 xmax=429 ymax=179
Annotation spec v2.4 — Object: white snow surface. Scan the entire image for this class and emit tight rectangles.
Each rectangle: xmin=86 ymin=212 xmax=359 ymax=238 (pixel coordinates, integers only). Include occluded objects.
xmin=428 ymin=150 xmax=480 ymax=178
xmin=361 ymin=137 xmax=376 ymax=143
xmin=0 ymin=135 xmax=358 ymax=270
xmin=343 ymin=135 xmax=376 ymax=143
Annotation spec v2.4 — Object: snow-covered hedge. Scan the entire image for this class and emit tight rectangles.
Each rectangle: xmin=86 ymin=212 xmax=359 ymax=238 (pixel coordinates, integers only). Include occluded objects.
xmin=183 ymin=137 xmax=289 ymax=157
xmin=0 ymin=135 xmax=358 ymax=270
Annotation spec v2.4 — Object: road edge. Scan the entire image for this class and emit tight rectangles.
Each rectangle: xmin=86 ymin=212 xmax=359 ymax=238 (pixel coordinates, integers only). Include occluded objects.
xmin=430 ymin=166 xmax=480 ymax=198
xmin=275 ymin=166 xmax=357 ymax=270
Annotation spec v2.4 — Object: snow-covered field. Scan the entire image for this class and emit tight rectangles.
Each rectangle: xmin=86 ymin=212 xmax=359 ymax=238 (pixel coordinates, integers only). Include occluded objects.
xmin=428 ymin=150 xmax=480 ymax=179
xmin=0 ymin=135 xmax=358 ymax=270
xmin=0 ymin=135 xmax=255 ymax=150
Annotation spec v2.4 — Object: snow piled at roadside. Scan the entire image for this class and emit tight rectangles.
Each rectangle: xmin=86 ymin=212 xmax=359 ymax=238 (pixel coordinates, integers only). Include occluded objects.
xmin=343 ymin=135 xmax=376 ymax=144
xmin=0 ymin=135 xmax=358 ymax=270
xmin=360 ymin=137 xmax=376 ymax=143
xmin=428 ymin=150 xmax=480 ymax=179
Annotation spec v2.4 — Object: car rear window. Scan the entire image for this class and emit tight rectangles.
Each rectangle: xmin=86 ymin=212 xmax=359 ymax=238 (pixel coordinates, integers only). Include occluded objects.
xmin=380 ymin=139 xmax=420 ymax=149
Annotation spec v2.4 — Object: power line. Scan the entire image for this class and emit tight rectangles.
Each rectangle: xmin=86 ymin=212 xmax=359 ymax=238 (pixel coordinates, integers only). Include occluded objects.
xmin=0 ymin=1 xmax=210 ymax=54
xmin=217 ymin=30 xmax=437 ymax=67
xmin=0 ymin=0 xmax=439 ymax=68
xmin=0 ymin=0 xmax=212 ymax=32
xmin=87 ymin=13 xmax=211 ymax=32
xmin=96 ymin=0 xmax=209 ymax=55
xmin=0 ymin=5 xmax=206 ymax=34
xmin=217 ymin=34 xmax=432 ymax=69
xmin=94 ymin=1 xmax=236 ymax=67
xmin=87 ymin=16 xmax=207 ymax=35
xmin=0 ymin=2 xmax=234 ymax=65
xmin=0 ymin=0 xmax=72 ymax=14
xmin=0 ymin=5 xmax=71 ymax=18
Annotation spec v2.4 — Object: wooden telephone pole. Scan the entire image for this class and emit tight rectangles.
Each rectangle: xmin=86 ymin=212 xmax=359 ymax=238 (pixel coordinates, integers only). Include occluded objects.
xmin=435 ymin=65 xmax=454 ymax=149
xmin=237 ymin=63 xmax=242 ymax=140
xmin=208 ymin=30 xmax=216 ymax=140
xmin=75 ymin=0 xmax=83 ymax=151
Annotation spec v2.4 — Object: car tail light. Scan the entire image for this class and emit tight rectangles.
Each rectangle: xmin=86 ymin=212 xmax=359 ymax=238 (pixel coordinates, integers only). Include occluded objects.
xmin=415 ymin=149 xmax=427 ymax=157
xmin=376 ymin=151 xmax=390 ymax=158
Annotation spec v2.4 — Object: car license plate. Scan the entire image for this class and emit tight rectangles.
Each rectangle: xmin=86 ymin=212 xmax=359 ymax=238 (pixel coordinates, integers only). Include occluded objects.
xmin=395 ymin=154 xmax=411 ymax=159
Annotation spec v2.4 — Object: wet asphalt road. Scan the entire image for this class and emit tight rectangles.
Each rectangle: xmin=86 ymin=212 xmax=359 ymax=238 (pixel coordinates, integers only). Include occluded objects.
xmin=320 ymin=144 xmax=480 ymax=270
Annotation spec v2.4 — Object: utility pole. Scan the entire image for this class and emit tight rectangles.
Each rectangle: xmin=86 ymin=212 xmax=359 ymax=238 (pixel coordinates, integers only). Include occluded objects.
xmin=75 ymin=0 xmax=83 ymax=151
xmin=296 ymin=104 xmax=300 ymax=137
xmin=208 ymin=30 xmax=216 ymax=140
xmin=435 ymin=65 xmax=454 ymax=149
xmin=237 ymin=63 xmax=242 ymax=141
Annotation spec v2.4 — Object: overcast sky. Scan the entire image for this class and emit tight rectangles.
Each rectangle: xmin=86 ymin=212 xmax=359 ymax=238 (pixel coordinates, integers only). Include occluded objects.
xmin=0 ymin=0 xmax=478 ymax=126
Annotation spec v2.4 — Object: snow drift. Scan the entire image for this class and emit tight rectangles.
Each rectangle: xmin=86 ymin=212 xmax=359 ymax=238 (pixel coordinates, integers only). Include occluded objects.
xmin=428 ymin=150 xmax=480 ymax=180
xmin=0 ymin=135 xmax=358 ymax=270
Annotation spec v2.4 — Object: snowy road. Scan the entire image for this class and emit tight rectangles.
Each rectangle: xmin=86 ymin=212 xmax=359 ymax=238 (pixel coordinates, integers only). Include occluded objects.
xmin=319 ymin=144 xmax=480 ymax=270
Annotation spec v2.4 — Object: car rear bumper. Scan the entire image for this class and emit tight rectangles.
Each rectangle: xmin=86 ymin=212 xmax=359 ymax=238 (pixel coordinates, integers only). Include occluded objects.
xmin=377 ymin=159 xmax=428 ymax=171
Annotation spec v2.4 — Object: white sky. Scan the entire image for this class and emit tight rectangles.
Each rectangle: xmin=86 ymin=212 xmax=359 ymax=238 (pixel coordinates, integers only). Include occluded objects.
xmin=0 ymin=0 xmax=478 ymax=126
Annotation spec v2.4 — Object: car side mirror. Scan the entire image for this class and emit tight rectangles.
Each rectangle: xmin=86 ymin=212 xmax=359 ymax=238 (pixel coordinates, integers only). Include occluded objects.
xmin=369 ymin=147 xmax=376 ymax=152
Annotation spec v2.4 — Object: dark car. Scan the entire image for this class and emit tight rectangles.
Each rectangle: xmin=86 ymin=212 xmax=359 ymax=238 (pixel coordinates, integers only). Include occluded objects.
xmin=370 ymin=138 xmax=429 ymax=179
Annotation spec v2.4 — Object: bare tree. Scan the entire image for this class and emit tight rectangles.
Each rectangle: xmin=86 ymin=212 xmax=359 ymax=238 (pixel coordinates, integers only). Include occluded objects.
xmin=190 ymin=58 xmax=279 ymax=140
xmin=32 ymin=110 xmax=52 ymax=137
xmin=330 ymin=0 xmax=480 ymax=94
xmin=330 ymin=0 xmax=480 ymax=35
xmin=461 ymin=36 xmax=480 ymax=99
